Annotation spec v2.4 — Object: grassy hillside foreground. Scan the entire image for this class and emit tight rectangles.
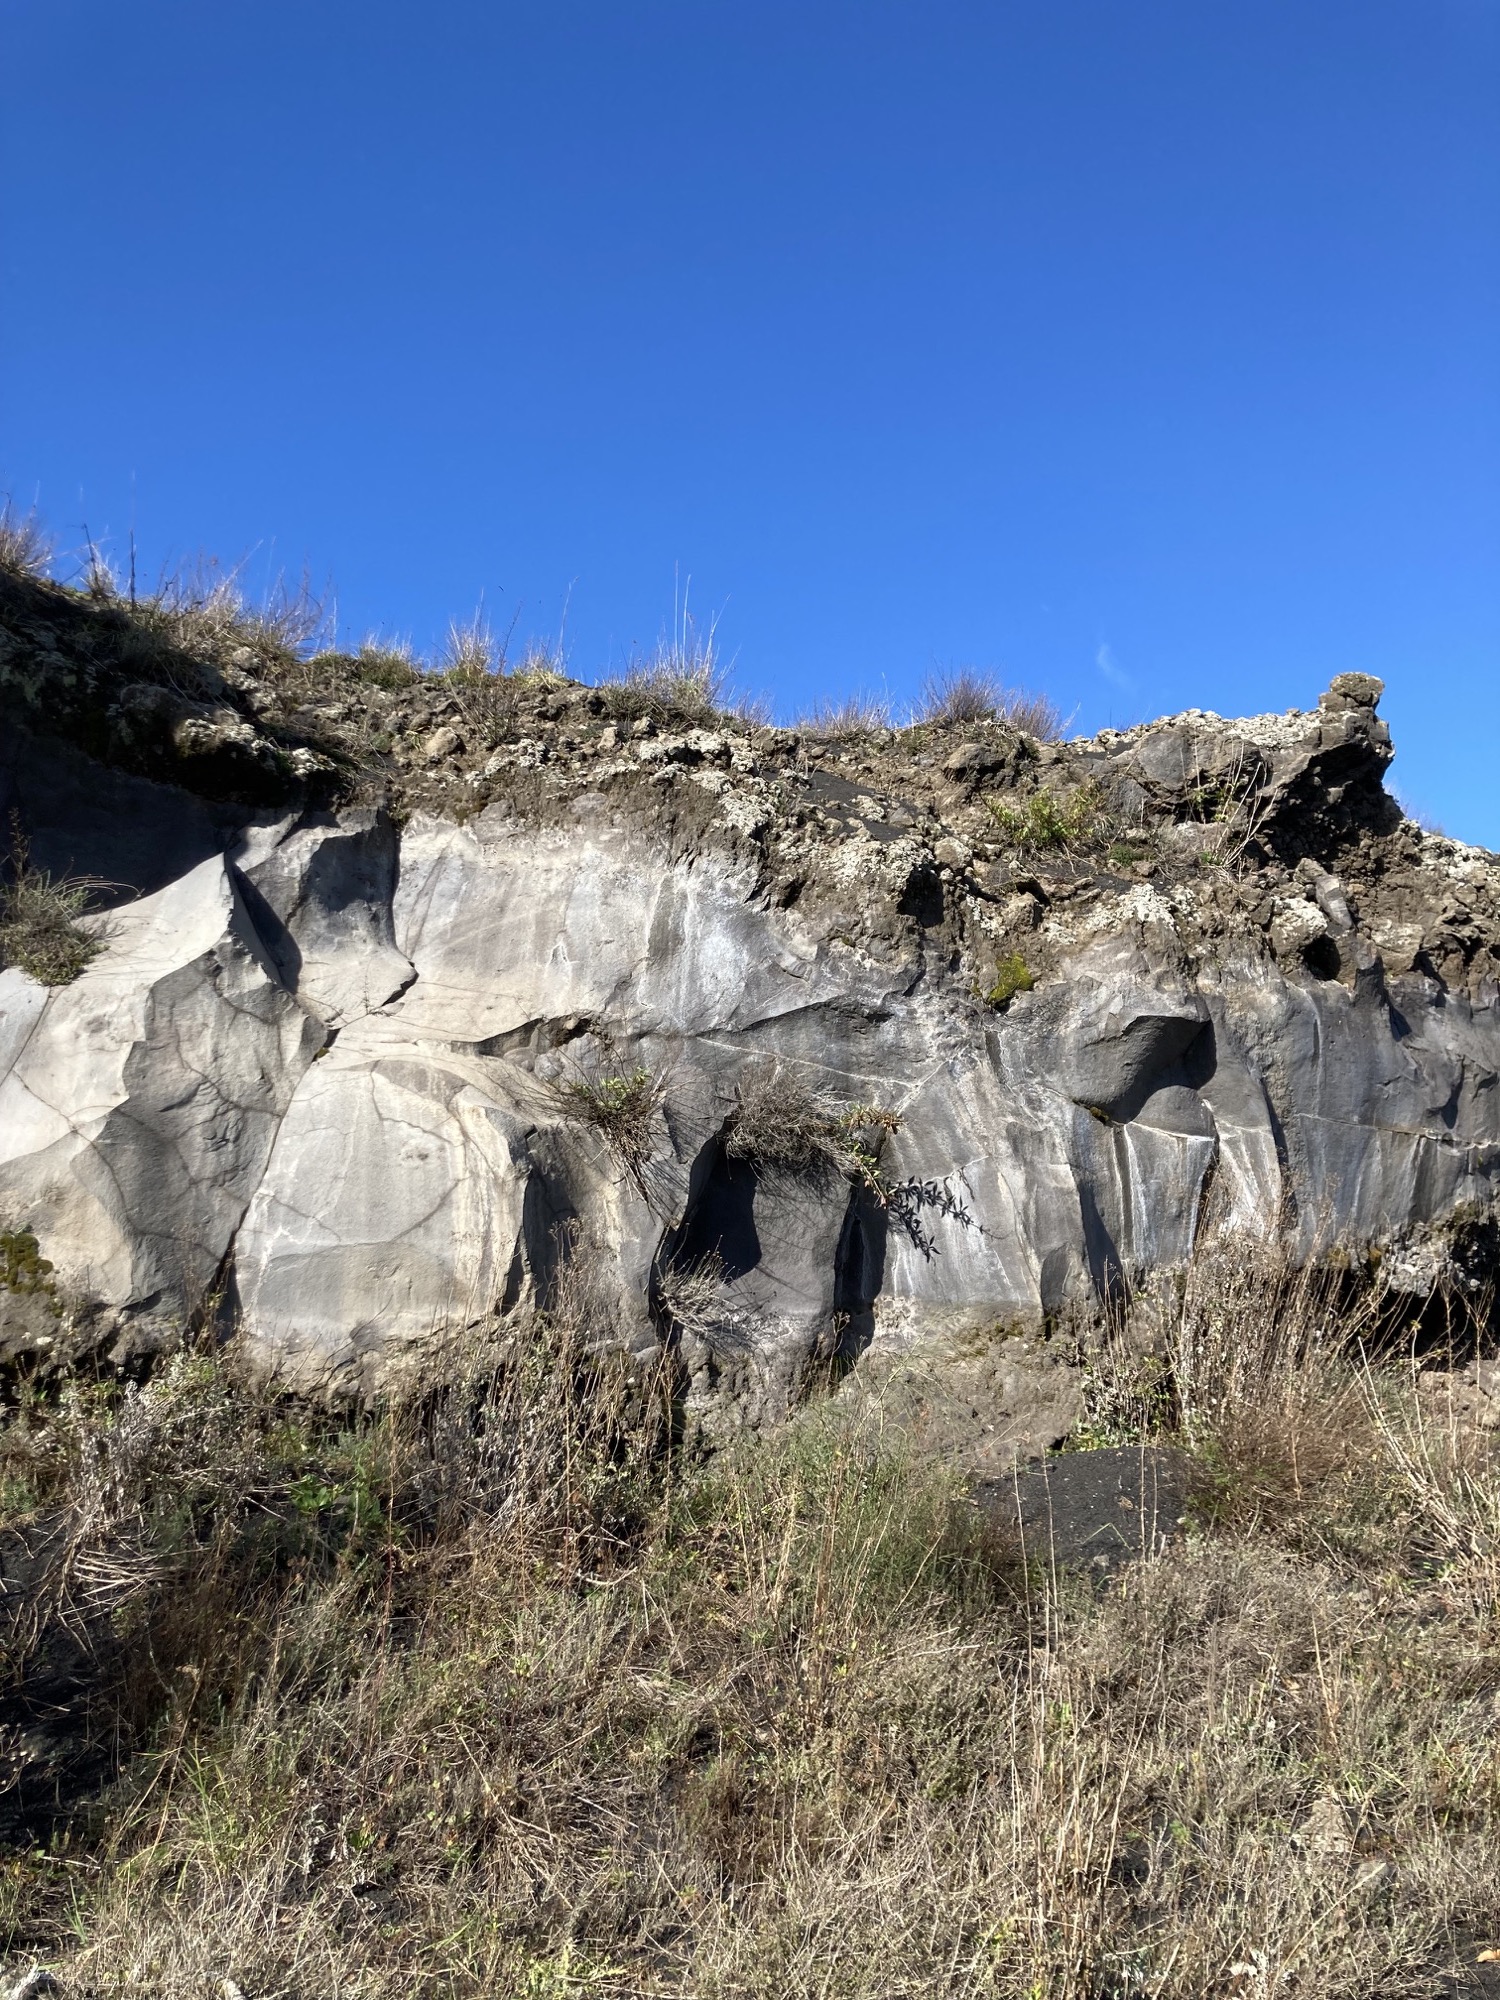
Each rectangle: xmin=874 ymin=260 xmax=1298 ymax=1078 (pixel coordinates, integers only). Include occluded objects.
xmin=2 ymin=1246 xmax=1498 ymax=1999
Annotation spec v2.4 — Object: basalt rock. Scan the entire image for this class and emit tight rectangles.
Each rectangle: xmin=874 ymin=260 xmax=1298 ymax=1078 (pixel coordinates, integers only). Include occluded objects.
xmin=2 ymin=592 xmax=1498 ymax=1443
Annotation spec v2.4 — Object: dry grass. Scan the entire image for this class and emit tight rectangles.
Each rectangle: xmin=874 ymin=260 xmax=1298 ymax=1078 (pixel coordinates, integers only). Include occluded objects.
xmin=346 ymin=638 xmax=422 ymax=690
xmin=799 ymin=693 xmax=893 ymax=740
xmin=2 ymin=1239 xmax=1499 ymax=1996
xmin=598 ymin=610 xmax=745 ymax=731
xmin=723 ymin=1065 xmax=968 ymax=1259
xmin=59 ymin=548 xmax=328 ymax=704
xmin=439 ymin=609 xmax=498 ymax=679
xmin=0 ymin=501 xmax=54 ymax=580
xmin=116 ymin=556 xmax=323 ymax=662
xmin=0 ymin=826 xmax=105 ymax=986
xmin=602 ymin=656 xmax=728 ymax=730
xmin=917 ymin=670 xmax=1065 ymax=739
xmin=723 ymin=1059 xmax=853 ymax=1184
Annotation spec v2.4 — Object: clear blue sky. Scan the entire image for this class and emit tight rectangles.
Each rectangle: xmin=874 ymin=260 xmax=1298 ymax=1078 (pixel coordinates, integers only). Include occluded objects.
xmin=4 ymin=2 xmax=1497 ymax=840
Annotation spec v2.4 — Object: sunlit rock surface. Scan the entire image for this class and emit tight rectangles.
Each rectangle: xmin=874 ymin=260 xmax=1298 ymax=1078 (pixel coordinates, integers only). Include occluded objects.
xmin=3 ymin=655 xmax=1498 ymax=1434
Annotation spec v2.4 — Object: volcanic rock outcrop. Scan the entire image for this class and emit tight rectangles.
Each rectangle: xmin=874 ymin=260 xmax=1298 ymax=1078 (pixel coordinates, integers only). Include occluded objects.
xmin=2 ymin=567 xmax=1497 ymax=1441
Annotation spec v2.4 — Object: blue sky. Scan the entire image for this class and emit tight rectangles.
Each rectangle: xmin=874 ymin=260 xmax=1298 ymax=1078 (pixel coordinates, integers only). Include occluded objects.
xmin=4 ymin=2 xmax=1497 ymax=840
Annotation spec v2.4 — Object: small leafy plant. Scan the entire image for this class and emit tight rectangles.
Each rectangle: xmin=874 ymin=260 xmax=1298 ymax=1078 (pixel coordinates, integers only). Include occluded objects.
xmin=1107 ymin=839 xmax=1154 ymax=869
xmin=985 ymin=782 xmax=1105 ymax=853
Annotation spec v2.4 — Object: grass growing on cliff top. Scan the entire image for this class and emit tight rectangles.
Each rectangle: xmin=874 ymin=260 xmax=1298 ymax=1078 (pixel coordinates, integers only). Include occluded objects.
xmin=917 ymin=668 xmax=1066 ymax=739
xmin=3 ymin=1239 xmax=1499 ymax=1998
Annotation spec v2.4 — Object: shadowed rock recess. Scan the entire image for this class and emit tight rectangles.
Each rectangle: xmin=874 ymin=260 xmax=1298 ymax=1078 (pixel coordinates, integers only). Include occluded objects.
xmin=3 ymin=569 xmax=1498 ymax=1443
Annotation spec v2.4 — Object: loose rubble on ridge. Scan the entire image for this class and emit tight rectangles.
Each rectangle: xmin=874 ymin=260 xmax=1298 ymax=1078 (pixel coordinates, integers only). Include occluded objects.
xmin=3 ymin=563 xmax=1496 ymax=1012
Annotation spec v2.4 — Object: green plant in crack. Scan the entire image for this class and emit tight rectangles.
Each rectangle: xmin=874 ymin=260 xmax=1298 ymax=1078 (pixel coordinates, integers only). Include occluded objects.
xmin=986 ymin=781 xmax=1106 ymax=854
xmin=1107 ymin=839 xmax=1154 ymax=869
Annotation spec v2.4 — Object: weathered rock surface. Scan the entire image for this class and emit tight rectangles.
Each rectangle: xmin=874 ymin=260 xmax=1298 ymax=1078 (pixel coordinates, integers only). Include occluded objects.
xmin=0 ymin=856 xmax=321 ymax=1354
xmin=3 ymin=574 xmax=1499 ymax=1434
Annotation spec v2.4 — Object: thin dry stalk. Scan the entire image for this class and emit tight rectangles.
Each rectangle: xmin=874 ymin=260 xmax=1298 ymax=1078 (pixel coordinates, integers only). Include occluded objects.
xmin=1188 ymin=735 xmax=1275 ymax=872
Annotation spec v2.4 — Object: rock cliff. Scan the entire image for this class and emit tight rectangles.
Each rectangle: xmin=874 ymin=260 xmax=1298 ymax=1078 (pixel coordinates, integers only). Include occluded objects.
xmin=2 ymin=566 xmax=1498 ymax=1434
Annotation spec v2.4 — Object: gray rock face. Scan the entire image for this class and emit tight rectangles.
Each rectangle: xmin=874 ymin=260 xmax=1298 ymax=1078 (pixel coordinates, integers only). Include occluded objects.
xmin=0 ymin=856 xmax=322 ymax=1344
xmin=2 ymin=678 xmax=1499 ymax=1433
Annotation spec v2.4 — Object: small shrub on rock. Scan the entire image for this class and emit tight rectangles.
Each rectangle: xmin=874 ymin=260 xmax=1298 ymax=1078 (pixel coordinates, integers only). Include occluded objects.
xmin=0 ymin=1225 xmax=55 ymax=1296
xmin=726 ymin=1061 xmax=897 ymax=1187
xmin=555 ymin=1063 xmax=665 ymax=1187
xmin=725 ymin=1062 xmax=969 ymax=1258
xmin=725 ymin=1061 xmax=850 ymax=1182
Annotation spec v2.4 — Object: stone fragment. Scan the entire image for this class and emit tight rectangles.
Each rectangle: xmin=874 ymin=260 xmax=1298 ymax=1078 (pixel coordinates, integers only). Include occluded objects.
xmin=1322 ymin=672 xmax=1384 ymax=709
xmin=942 ymin=742 xmax=1001 ymax=779
xmin=230 ymin=811 xmax=415 ymax=1028
xmin=1294 ymin=857 xmax=1353 ymax=932
xmin=1269 ymin=896 xmax=1330 ymax=959
xmin=424 ymin=725 xmax=462 ymax=761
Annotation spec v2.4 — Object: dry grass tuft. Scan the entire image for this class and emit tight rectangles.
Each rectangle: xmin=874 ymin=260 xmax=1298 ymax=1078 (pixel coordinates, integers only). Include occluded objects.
xmin=917 ymin=669 xmax=1065 ymax=739
xmin=799 ymin=692 xmax=893 ymax=740
xmin=724 ymin=1059 xmax=852 ymax=1183
xmin=599 ymin=611 xmax=739 ymax=730
xmin=439 ymin=609 xmax=498 ymax=679
xmin=73 ymin=551 xmax=327 ymax=690
xmin=346 ymin=637 xmax=422 ymax=690
xmin=0 ymin=501 xmax=54 ymax=580
xmin=0 ymin=826 xmax=105 ymax=986
xmin=724 ymin=1065 xmax=969 ymax=1259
